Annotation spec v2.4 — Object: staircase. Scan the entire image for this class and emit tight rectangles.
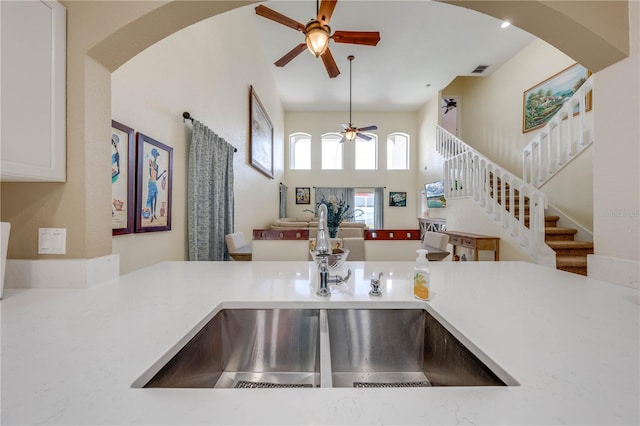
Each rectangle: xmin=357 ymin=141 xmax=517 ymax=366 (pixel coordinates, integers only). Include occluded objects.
xmin=544 ymin=215 xmax=593 ymax=275
xmin=490 ymin=176 xmax=593 ymax=275
xmin=436 ymin=75 xmax=594 ymax=276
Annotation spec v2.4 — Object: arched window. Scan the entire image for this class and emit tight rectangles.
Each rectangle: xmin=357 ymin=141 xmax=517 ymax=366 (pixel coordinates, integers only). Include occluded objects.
xmin=387 ymin=132 xmax=410 ymax=170
xmin=321 ymin=133 xmax=343 ymax=170
xmin=289 ymin=132 xmax=311 ymax=170
xmin=355 ymin=133 xmax=377 ymax=170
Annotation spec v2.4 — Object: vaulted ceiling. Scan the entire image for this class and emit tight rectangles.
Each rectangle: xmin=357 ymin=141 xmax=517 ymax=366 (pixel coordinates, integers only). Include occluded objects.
xmin=250 ymin=1 xmax=535 ymax=112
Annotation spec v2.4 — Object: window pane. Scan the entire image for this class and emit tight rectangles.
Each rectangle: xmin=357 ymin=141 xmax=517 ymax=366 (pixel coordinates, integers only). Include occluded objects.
xmin=290 ymin=133 xmax=311 ymax=170
xmin=354 ymin=189 xmax=375 ymax=228
xmin=355 ymin=135 xmax=377 ymax=170
xmin=387 ymin=133 xmax=409 ymax=170
xmin=322 ymin=134 xmax=343 ymax=169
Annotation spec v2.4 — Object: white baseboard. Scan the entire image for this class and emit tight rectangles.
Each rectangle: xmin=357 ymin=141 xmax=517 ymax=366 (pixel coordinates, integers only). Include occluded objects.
xmin=4 ymin=254 xmax=120 ymax=289
xmin=588 ymin=255 xmax=640 ymax=289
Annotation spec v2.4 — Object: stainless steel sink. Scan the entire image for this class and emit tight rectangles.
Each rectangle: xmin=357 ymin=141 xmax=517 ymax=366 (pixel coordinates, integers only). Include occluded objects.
xmin=326 ymin=309 xmax=511 ymax=387
xmin=142 ymin=308 xmax=321 ymax=388
xmin=135 ymin=307 xmax=516 ymax=389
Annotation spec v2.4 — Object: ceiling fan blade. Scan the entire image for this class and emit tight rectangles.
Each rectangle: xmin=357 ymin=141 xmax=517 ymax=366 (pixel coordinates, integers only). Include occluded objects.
xmin=357 ymin=132 xmax=372 ymax=141
xmin=356 ymin=125 xmax=378 ymax=132
xmin=255 ymin=5 xmax=305 ymax=32
xmin=321 ymin=48 xmax=340 ymax=78
xmin=274 ymin=43 xmax=307 ymax=67
xmin=340 ymin=123 xmax=349 ymax=129
xmin=332 ymin=31 xmax=380 ymax=46
xmin=317 ymin=0 xmax=338 ymax=25
xmin=339 ymin=135 xmax=347 ymax=144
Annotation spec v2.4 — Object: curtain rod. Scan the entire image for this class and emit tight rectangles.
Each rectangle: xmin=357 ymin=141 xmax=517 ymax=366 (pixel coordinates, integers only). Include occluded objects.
xmin=182 ymin=112 xmax=237 ymax=152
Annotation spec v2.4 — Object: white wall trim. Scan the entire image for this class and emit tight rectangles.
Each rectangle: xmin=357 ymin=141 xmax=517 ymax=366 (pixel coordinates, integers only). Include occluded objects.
xmin=588 ymin=255 xmax=639 ymax=290
xmin=4 ymin=254 xmax=120 ymax=289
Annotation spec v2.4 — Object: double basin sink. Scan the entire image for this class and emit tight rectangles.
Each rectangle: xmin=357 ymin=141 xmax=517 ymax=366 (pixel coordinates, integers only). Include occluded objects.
xmin=135 ymin=307 xmax=517 ymax=389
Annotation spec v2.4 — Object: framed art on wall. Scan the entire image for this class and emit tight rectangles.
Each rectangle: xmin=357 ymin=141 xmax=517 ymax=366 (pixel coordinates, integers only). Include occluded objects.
xmin=111 ymin=120 xmax=136 ymax=235
xmin=135 ymin=133 xmax=173 ymax=233
xmin=425 ymin=180 xmax=446 ymax=208
xmin=296 ymin=187 xmax=311 ymax=204
xmin=522 ymin=63 xmax=591 ymax=133
xmin=389 ymin=191 xmax=407 ymax=207
xmin=249 ymin=85 xmax=274 ymax=179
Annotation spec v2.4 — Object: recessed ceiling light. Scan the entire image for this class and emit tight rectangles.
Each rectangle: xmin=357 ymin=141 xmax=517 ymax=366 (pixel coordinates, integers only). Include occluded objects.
xmin=501 ymin=21 xmax=511 ymax=29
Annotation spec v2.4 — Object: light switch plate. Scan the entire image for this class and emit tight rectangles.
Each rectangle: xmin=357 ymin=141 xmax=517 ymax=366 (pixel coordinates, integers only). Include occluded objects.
xmin=38 ymin=228 xmax=66 ymax=255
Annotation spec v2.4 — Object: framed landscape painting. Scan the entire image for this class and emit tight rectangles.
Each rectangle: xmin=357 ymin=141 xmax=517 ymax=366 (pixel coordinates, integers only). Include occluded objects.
xmin=425 ymin=180 xmax=446 ymax=208
xmin=111 ymin=120 xmax=135 ymax=235
xmin=249 ymin=85 xmax=274 ymax=179
xmin=135 ymin=133 xmax=173 ymax=233
xmin=522 ymin=63 xmax=590 ymax=133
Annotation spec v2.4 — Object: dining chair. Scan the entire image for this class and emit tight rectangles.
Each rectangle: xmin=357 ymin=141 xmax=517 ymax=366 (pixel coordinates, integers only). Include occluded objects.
xmin=423 ymin=231 xmax=449 ymax=251
xmin=225 ymin=232 xmax=247 ymax=253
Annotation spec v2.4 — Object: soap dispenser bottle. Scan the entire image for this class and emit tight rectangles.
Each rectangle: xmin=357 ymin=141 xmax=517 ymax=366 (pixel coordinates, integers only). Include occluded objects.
xmin=414 ymin=249 xmax=430 ymax=300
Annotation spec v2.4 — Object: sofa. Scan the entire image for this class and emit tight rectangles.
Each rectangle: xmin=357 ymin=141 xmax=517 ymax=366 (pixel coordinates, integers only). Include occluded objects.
xmin=270 ymin=217 xmax=368 ymax=238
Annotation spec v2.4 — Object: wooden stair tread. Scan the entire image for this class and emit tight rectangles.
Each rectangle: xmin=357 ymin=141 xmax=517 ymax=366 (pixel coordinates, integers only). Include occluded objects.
xmin=546 ymin=240 xmax=594 ymax=249
xmin=545 ymin=227 xmax=578 ymax=235
xmin=556 ymin=256 xmax=588 ymax=267
xmin=545 ymin=215 xmax=560 ymax=222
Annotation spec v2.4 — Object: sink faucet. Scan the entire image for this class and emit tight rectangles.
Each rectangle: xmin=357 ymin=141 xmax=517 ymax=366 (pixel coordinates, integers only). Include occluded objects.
xmin=314 ymin=204 xmax=351 ymax=296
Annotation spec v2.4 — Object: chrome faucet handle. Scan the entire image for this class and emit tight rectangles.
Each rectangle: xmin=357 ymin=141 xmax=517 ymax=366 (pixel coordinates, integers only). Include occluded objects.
xmin=369 ymin=272 xmax=383 ymax=297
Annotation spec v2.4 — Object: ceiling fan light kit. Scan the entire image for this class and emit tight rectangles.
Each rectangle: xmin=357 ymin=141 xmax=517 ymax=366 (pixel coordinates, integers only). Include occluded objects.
xmin=305 ymin=20 xmax=330 ymax=57
xmin=255 ymin=0 xmax=380 ymax=78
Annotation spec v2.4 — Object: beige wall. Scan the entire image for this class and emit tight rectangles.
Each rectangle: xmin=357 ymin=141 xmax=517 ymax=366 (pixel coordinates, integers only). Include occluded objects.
xmin=443 ymin=39 xmax=594 ymax=232
xmin=593 ymin=0 xmax=639 ymax=261
xmin=111 ymin=6 xmax=284 ymax=274
xmin=283 ymin=111 xmax=420 ymax=228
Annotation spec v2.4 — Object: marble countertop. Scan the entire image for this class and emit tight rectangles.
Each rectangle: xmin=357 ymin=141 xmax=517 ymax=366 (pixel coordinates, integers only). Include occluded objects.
xmin=1 ymin=261 xmax=638 ymax=425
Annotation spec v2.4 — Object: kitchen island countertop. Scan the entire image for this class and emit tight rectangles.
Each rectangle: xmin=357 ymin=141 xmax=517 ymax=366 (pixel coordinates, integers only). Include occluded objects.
xmin=1 ymin=260 xmax=638 ymax=425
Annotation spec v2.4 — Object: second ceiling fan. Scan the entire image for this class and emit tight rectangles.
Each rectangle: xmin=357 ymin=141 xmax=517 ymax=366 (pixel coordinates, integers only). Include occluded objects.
xmin=339 ymin=55 xmax=377 ymax=143
xmin=255 ymin=0 xmax=381 ymax=78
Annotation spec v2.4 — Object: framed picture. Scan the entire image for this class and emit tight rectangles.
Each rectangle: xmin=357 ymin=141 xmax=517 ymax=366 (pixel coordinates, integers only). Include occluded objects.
xmin=389 ymin=191 xmax=407 ymax=207
xmin=296 ymin=187 xmax=310 ymax=204
xmin=135 ymin=133 xmax=173 ymax=233
xmin=425 ymin=181 xmax=446 ymax=208
xmin=111 ymin=120 xmax=135 ymax=235
xmin=249 ymin=85 xmax=274 ymax=179
xmin=522 ymin=63 xmax=591 ymax=133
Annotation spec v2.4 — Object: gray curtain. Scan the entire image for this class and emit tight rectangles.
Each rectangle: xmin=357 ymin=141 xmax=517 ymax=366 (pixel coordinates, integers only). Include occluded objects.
xmin=279 ymin=183 xmax=287 ymax=218
xmin=314 ymin=187 xmax=354 ymax=215
xmin=188 ymin=120 xmax=234 ymax=261
xmin=374 ymin=187 xmax=384 ymax=229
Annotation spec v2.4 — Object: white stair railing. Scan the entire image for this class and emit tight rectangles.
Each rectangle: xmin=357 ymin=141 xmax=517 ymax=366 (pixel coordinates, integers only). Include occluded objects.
xmin=436 ymin=126 xmax=555 ymax=267
xmin=522 ymin=75 xmax=595 ymax=188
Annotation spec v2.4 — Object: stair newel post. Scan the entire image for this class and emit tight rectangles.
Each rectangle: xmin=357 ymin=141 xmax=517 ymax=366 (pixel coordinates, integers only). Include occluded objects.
xmin=480 ymin=159 xmax=489 ymax=208
xmin=472 ymin=153 xmax=480 ymax=203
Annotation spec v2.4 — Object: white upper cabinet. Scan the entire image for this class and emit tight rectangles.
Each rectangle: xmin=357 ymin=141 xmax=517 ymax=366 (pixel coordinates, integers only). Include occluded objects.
xmin=1 ymin=0 xmax=66 ymax=182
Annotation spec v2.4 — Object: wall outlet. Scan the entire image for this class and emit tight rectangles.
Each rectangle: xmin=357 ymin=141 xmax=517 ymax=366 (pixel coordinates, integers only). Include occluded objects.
xmin=38 ymin=228 xmax=66 ymax=255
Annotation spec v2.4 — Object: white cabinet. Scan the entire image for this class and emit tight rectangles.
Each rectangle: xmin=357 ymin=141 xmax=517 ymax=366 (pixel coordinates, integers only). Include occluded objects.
xmin=1 ymin=0 xmax=66 ymax=182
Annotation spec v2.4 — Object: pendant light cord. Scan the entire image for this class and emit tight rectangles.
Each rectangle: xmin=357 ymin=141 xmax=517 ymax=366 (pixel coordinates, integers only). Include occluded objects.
xmin=349 ymin=55 xmax=353 ymax=125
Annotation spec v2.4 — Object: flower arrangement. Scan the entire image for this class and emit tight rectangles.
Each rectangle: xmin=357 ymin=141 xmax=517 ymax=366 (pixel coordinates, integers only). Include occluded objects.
xmin=305 ymin=195 xmax=364 ymax=238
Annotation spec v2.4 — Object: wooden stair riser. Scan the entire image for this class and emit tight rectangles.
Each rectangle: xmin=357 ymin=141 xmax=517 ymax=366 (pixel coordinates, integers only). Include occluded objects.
xmin=550 ymin=247 xmax=594 ymax=257
xmin=557 ymin=266 xmax=588 ymax=276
